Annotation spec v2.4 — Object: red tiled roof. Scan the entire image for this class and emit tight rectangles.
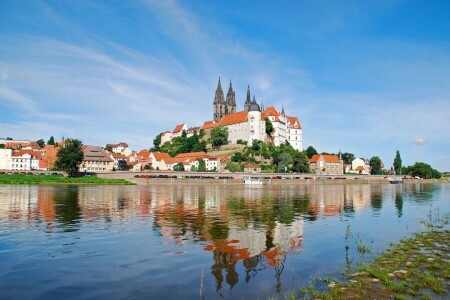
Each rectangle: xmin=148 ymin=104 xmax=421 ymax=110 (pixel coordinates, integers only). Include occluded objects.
xmin=309 ymin=154 xmax=341 ymax=163
xmin=173 ymin=124 xmax=186 ymax=133
xmin=245 ymin=163 xmax=260 ymax=168
xmin=152 ymin=152 xmax=172 ymax=161
xmin=286 ymin=116 xmax=302 ymax=129
xmin=355 ymin=166 xmax=365 ymax=171
xmin=262 ymin=106 xmax=280 ymax=122
xmin=111 ymin=153 xmax=126 ymax=159
xmin=201 ymin=121 xmax=219 ymax=130
xmin=218 ymin=111 xmax=248 ymax=126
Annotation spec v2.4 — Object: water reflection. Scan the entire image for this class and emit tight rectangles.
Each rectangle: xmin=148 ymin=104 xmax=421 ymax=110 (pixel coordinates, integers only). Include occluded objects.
xmin=0 ymin=183 xmax=448 ymax=298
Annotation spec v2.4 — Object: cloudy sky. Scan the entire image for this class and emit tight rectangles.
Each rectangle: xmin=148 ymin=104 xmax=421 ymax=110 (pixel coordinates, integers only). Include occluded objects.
xmin=1 ymin=0 xmax=449 ymax=170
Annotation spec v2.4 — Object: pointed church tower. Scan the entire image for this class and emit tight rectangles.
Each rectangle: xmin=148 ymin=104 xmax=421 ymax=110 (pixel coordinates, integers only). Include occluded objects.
xmin=244 ymin=85 xmax=251 ymax=111
xmin=213 ymin=77 xmax=226 ymax=122
xmin=226 ymin=80 xmax=236 ymax=114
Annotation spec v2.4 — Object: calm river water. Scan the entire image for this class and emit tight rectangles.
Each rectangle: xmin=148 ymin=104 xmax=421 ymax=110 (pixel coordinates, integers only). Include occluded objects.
xmin=0 ymin=183 xmax=449 ymax=299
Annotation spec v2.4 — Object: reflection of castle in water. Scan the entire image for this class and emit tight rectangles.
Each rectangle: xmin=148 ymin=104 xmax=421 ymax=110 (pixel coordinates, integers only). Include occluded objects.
xmin=0 ymin=183 xmax=415 ymax=291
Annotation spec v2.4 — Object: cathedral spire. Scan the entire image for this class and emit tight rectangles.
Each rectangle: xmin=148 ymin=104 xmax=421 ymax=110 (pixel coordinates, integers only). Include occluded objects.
xmin=244 ymin=85 xmax=251 ymax=111
xmin=226 ymin=79 xmax=236 ymax=109
xmin=213 ymin=77 xmax=225 ymax=104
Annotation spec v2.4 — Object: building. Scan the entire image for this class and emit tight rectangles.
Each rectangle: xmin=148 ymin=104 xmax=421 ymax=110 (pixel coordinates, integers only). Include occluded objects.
xmin=350 ymin=158 xmax=371 ymax=175
xmin=106 ymin=142 xmax=132 ymax=156
xmin=158 ymin=78 xmax=303 ymax=150
xmin=244 ymin=163 xmax=261 ymax=173
xmin=79 ymin=145 xmax=114 ymax=172
xmin=10 ymin=150 xmax=41 ymax=170
xmin=38 ymin=145 xmax=59 ymax=170
xmin=0 ymin=149 xmax=12 ymax=170
xmin=309 ymin=154 xmax=343 ymax=175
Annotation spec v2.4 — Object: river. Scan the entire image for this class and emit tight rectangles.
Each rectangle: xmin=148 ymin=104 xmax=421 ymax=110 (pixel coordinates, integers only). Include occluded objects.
xmin=0 ymin=183 xmax=449 ymax=299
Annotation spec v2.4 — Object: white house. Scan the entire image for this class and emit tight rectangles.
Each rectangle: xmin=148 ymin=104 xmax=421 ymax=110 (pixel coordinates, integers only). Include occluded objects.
xmin=0 ymin=149 xmax=12 ymax=170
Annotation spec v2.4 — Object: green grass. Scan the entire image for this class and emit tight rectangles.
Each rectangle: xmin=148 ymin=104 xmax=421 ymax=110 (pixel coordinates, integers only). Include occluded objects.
xmin=272 ymin=227 xmax=449 ymax=300
xmin=0 ymin=174 xmax=134 ymax=185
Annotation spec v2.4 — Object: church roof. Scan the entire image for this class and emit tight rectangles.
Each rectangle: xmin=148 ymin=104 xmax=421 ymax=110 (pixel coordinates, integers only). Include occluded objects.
xmin=218 ymin=111 xmax=248 ymax=126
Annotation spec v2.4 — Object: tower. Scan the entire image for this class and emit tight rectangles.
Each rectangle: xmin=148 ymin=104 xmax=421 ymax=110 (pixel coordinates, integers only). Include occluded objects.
xmin=226 ymin=80 xmax=236 ymax=115
xmin=247 ymin=95 xmax=264 ymax=145
xmin=213 ymin=77 xmax=226 ymax=122
xmin=244 ymin=85 xmax=251 ymax=111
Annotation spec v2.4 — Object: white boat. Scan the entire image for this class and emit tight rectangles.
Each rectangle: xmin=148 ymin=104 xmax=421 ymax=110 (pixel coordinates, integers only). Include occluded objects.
xmin=389 ymin=177 xmax=403 ymax=184
xmin=243 ymin=176 xmax=263 ymax=185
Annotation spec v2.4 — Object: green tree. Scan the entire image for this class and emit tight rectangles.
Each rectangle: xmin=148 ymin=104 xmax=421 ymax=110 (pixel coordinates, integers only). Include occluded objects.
xmin=265 ymin=117 xmax=273 ymax=135
xmin=393 ymin=150 xmax=402 ymax=175
xmin=198 ymin=159 xmax=206 ymax=172
xmin=341 ymin=152 xmax=355 ymax=164
xmin=276 ymin=152 xmax=293 ymax=173
xmin=210 ymin=126 xmax=228 ymax=148
xmin=291 ymin=152 xmax=310 ymax=173
xmin=36 ymin=139 xmax=45 ymax=148
xmin=409 ymin=162 xmax=441 ymax=179
xmin=47 ymin=136 xmax=55 ymax=145
xmin=226 ymin=161 xmax=242 ymax=172
xmin=304 ymin=145 xmax=318 ymax=159
xmin=0 ymin=144 xmax=4 ymax=149
xmin=231 ymin=152 xmax=244 ymax=162
xmin=153 ymin=133 xmax=162 ymax=151
xmin=104 ymin=145 xmax=112 ymax=152
xmin=369 ymin=156 xmax=383 ymax=175
xmin=54 ymin=139 xmax=84 ymax=177
xmin=173 ymin=163 xmax=185 ymax=171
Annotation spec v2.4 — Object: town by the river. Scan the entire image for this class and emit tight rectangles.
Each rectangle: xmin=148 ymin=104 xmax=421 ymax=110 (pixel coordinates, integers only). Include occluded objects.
xmin=0 ymin=182 xmax=448 ymax=299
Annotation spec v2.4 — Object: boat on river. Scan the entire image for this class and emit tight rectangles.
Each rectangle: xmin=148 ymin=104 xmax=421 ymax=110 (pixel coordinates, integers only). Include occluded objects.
xmin=389 ymin=177 xmax=403 ymax=184
xmin=243 ymin=176 xmax=263 ymax=185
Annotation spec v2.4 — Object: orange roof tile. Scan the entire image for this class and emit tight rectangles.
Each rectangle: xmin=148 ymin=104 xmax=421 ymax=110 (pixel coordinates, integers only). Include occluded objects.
xmin=173 ymin=124 xmax=186 ymax=133
xmin=201 ymin=120 xmax=219 ymax=130
xmin=262 ymin=106 xmax=280 ymax=122
xmin=152 ymin=152 xmax=172 ymax=161
xmin=245 ymin=163 xmax=260 ymax=168
xmin=286 ymin=116 xmax=302 ymax=129
xmin=355 ymin=166 xmax=365 ymax=171
xmin=218 ymin=111 xmax=248 ymax=126
xmin=309 ymin=154 xmax=341 ymax=163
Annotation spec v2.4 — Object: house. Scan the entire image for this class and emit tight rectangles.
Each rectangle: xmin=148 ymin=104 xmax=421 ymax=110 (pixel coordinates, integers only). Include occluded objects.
xmin=160 ymin=131 xmax=173 ymax=146
xmin=10 ymin=150 xmax=41 ymax=170
xmin=244 ymin=163 xmax=261 ymax=173
xmin=149 ymin=152 xmax=172 ymax=170
xmin=110 ymin=153 xmax=127 ymax=170
xmin=262 ymin=106 xmax=286 ymax=147
xmin=172 ymin=124 xmax=188 ymax=138
xmin=0 ymin=149 xmax=13 ymax=170
xmin=350 ymin=158 xmax=371 ymax=175
xmin=79 ymin=145 xmax=114 ymax=172
xmin=39 ymin=145 xmax=59 ymax=170
xmin=309 ymin=154 xmax=343 ymax=175
xmin=106 ymin=142 xmax=132 ymax=156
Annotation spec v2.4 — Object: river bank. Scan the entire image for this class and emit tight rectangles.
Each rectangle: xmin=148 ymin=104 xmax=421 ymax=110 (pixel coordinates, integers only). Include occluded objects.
xmin=278 ymin=225 xmax=450 ymax=300
xmin=0 ymin=174 xmax=134 ymax=185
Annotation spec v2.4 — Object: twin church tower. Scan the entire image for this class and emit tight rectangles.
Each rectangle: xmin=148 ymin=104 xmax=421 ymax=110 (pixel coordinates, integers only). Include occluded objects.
xmin=213 ymin=77 xmax=262 ymax=122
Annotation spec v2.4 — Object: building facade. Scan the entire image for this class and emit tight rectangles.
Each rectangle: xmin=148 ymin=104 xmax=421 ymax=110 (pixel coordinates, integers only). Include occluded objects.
xmin=309 ymin=154 xmax=343 ymax=175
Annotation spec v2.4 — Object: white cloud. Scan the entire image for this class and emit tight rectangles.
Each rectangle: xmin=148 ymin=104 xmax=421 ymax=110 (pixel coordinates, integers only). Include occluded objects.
xmin=414 ymin=137 xmax=428 ymax=145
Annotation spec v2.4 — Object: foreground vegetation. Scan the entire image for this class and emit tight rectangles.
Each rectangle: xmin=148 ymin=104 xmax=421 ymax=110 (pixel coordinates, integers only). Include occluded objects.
xmin=275 ymin=223 xmax=449 ymax=299
xmin=0 ymin=174 xmax=134 ymax=185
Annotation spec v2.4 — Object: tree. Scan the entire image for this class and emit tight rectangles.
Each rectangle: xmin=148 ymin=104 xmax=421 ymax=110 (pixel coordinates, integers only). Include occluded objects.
xmin=409 ymin=162 xmax=441 ymax=179
xmin=393 ymin=150 xmax=402 ymax=175
xmin=304 ymin=146 xmax=318 ymax=159
xmin=54 ymin=139 xmax=84 ymax=177
xmin=226 ymin=161 xmax=242 ymax=172
xmin=276 ymin=152 xmax=293 ymax=173
xmin=197 ymin=159 xmax=207 ymax=172
xmin=47 ymin=136 xmax=55 ymax=145
xmin=210 ymin=126 xmax=228 ymax=148
xmin=341 ymin=152 xmax=355 ymax=164
xmin=36 ymin=139 xmax=45 ymax=148
xmin=231 ymin=152 xmax=244 ymax=162
xmin=152 ymin=133 xmax=162 ymax=151
xmin=291 ymin=152 xmax=310 ymax=173
xmin=369 ymin=156 xmax=383 ymax=175
xmin=104 ymin=145 xmax=112 ymax=152
xmin=265 ymin=117 xmax=273 ymax=135
xmin=0 ymin=144 xmax=4 ymax=149
xmin=173 ymin=163 xmax=185 ymax=171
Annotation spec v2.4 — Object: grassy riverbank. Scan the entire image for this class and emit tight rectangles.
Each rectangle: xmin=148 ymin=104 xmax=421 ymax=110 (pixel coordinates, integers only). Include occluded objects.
xmin=279 ymin=226 xmax=449 ymax=300
xmin=0 ymin=174 xmax=134 ymax=185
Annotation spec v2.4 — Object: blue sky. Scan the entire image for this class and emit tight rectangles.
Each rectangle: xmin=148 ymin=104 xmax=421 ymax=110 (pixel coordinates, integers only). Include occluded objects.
xmin=1 ymin=0 xmax=449 ymax=171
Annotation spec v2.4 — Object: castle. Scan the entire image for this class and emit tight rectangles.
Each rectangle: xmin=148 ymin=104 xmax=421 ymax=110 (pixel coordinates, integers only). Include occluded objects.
xmin=160 ymin=77 xmax=303 ymax=151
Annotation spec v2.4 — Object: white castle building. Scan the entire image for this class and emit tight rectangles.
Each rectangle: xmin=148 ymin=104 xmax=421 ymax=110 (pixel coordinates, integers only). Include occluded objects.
xmin=160 ymin=78 xmax=303 ymax=151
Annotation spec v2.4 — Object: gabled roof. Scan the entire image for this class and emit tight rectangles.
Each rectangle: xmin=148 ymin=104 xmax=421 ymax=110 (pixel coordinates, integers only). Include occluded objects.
xmin=286 ymin=116 xmax=302 ymax=129
xmin=218 ymin=111 xmax=248 ymax=126
xmin=309 ymin=154 xmax=341 ymax=163
xmin=173 ymin=124 xmax=186 ymax=133
xmin=111 ymin=153 xmax=127 ymax=159
xmin=262 ymin=106 xmax=281 ymax=122
xmin=82 ymin=145 xmax=113 ymax=162
xmin=12 ymin=150 xmax=42 ymax=158
xmin=245 ymin=163 xmax=260 ymax=168
xmin=201 ymin=120 xmax=219 ymax=130
xmin=355 ymin=166 xmax=365 ymax=171
xmin=152 ymin=152 xmax=172 ymax=161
